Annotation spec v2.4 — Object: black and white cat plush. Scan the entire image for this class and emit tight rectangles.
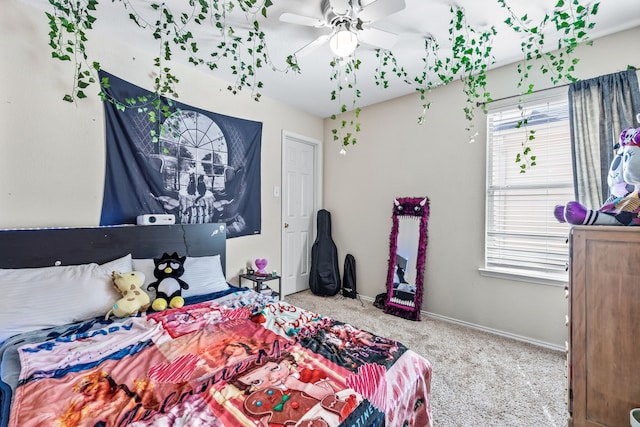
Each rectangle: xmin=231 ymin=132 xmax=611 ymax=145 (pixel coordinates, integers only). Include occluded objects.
xmin=147 ymin=252 xmax=190 ymax=311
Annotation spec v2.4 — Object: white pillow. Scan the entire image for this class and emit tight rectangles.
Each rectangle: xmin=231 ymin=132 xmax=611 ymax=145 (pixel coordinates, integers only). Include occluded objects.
xmin=0 ymin=254 xmax=132 ymax=343
xmin=133 ymin=254 xmax=229 ymax=298
xmin=182 ymin=255 xmax=229 ymax=296
xmin=99 ymin=253 xmax=133 ymax=275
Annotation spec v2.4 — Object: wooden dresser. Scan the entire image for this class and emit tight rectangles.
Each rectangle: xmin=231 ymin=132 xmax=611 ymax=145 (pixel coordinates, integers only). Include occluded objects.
xmin=568 ymin=226 xmax=640 ymax=426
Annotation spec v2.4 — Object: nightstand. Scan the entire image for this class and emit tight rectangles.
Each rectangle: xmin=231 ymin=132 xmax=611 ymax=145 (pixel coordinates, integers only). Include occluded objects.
xmin=239 ymin=273 xmax=281 ymax=300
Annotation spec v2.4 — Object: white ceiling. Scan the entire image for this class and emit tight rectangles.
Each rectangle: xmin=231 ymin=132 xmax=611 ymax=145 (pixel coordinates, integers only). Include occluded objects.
xmin=23 ymin=0 xmax=640 ymax=118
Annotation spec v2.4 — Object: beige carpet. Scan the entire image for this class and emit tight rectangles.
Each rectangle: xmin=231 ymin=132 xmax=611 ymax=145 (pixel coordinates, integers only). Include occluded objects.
xmin=284 ymin=290 xmax=567 ymax=427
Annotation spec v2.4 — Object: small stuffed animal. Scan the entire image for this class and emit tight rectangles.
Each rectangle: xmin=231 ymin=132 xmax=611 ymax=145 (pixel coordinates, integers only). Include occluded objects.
xmin=147 ymin=252 xmax=190 ymax=311
xmin=105 ymin=271 xmax=150 ymax=320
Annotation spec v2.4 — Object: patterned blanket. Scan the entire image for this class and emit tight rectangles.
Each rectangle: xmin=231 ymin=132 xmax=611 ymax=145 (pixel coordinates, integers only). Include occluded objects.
xmin=2 ymin=291 xmax=432 ymax=426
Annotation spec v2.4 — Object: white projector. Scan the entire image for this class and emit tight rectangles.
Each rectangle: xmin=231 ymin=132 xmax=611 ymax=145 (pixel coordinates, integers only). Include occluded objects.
xmin=136 ymin=214 xmax=176 ymax=225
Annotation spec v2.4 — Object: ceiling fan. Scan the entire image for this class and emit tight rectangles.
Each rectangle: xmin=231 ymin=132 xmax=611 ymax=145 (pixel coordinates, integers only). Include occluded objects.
xmin=279 ymin=0 xmax=406 ymax=58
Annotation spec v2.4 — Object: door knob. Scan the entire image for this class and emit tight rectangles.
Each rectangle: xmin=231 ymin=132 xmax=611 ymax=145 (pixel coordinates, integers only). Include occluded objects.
xmin=284 ymin=223 xmax=289 ymax=228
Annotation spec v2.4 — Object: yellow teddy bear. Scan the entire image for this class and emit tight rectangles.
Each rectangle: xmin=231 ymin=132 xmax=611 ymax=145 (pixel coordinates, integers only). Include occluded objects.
xmin=105 ymin=271 xmax=150 ymax=319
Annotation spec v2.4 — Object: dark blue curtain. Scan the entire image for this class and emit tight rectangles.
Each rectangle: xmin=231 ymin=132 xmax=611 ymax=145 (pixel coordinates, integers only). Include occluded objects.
xmin=99 ymin=71 xmax=262 ymax=238
xmin=568 ymin=69 xmax=640 ymax=206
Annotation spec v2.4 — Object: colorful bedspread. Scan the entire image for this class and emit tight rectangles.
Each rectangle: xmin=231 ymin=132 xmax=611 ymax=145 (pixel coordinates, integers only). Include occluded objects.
xmin=2 ymin=291 xmax=432 ymax=426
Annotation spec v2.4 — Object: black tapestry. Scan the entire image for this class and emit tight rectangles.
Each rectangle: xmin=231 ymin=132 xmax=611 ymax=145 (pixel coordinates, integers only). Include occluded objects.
xmin=99 ymin=71 xmax=261 ymax=238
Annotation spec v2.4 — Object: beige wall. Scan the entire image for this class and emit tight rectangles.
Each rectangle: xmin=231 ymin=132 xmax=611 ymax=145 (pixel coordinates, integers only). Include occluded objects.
xmin=3 ymin=0 xmax=638 ymax=348
xmin=323 ymin=26 xmax=640 ymax=348
xmin=0 ymin=0 xmax=323 ymax=286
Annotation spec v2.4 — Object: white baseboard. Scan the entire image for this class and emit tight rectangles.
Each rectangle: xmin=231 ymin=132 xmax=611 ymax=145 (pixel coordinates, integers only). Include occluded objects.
xmin=358 ymin=294 xmax=565 ymax=352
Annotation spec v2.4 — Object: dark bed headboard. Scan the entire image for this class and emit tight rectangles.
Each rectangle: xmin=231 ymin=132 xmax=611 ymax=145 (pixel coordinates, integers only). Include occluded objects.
xmin=0 ymin=223 xmax=227 ymax=274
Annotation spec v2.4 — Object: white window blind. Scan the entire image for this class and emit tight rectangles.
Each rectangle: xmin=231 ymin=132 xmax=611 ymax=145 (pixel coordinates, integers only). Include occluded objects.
xmin=485 ymin=95 xmax=574 ymax=283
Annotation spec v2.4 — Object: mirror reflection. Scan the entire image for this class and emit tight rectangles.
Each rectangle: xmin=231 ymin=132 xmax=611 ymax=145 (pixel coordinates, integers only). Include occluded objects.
xmin=392 ymin=218 xmax=420 ymax=297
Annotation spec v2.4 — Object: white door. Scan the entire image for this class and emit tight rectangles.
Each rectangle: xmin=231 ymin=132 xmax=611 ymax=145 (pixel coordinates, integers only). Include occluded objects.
xmin=281 ymin=131 xmax=321 ymax=297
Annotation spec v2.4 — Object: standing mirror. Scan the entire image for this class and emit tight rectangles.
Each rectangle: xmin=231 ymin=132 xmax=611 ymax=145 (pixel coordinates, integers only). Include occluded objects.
xmin=384 ymin=197 xmax=430 ymax=321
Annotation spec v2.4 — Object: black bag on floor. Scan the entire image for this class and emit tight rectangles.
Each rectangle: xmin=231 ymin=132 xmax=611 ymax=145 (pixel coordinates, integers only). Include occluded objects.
xmin=342 ymin=254 xmax=357 ymax=298
xmin=374 ymin=292 xmax=386 ymax=309
xmin=309 ymin=209 xmax=341 ymax=296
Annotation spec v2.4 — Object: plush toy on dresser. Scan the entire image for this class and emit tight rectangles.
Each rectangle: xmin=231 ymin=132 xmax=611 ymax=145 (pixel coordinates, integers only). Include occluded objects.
xmin=554 ymin=126 xmax=640 ymax=225
xmin=105 ymin=271 xmax=150 ymax=319
xmin=147 ymin=252 xmax=190 ymax=311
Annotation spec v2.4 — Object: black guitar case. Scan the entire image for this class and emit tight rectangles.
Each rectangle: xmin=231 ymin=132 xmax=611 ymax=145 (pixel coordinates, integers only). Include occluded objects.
xmin=309 ymin=209 xmax=341 ymax=296
xmin=342 ymin=254 xmax=357 ymax=298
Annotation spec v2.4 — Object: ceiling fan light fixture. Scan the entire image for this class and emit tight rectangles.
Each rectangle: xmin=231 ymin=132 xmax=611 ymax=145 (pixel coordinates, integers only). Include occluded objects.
xmin=329 ymin=24 xmax=358 ymax=57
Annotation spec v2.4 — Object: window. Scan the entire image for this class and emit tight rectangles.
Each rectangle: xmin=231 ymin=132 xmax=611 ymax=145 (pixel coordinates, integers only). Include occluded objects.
xmin=483 ymin=93 xmax=574 ymax=285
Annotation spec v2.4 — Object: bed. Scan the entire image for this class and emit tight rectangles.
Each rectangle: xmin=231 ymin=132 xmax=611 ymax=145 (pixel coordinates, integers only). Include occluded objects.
xmin=0 ymin=223 xmax=432 ymax=426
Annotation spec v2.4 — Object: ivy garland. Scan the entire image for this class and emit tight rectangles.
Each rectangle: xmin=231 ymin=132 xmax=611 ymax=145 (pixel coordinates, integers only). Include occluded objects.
xmin=330 ymin=57 xmax=362 ymax=148
xmin=374 ymin=37 xmax=445 ymax=125
xmin=447 ymin=6 xmax=496 ymax=133
xmin=498 ymin=0 xmax=600 ymax=171
xmin=44 ymin=0 xmax=600 ymax=162
xmin=415 ymin=37 xmax=447 ymax=125
xmin=47 ymin=0 xmax=99 ymax=103
xmin=363 ymin=6 xmax=495 ymax=146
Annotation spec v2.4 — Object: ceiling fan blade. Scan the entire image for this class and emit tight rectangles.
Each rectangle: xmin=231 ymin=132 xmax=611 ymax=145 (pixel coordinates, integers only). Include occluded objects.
xmin=294 ymin=34 xmax=331 ymax=57
xmin=358 ymin=0 xmax=406 ymax=23
xmin=357 ymin=27 xmax=399 ymax=50
xmin=279 ymin=12 xmax=326 ymax=28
